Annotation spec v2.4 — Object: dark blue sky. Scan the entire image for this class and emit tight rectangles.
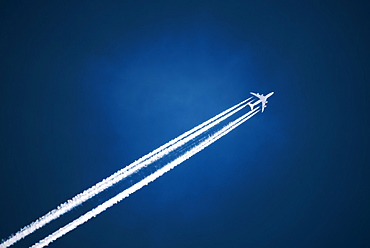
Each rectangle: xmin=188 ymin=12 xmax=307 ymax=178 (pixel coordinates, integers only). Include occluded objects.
xmin=1 ymin=1 xmax=369 ymax=247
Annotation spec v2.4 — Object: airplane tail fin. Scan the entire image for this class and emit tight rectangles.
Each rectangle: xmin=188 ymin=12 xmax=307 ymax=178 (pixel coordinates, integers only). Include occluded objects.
xmin=247 ymin=102 xmax=254 ymax=111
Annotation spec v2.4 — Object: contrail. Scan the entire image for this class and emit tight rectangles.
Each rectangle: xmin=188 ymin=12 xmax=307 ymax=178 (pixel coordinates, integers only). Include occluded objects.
xmin=0 ymin=97 xmax=252 ymax=248
xmin=30 ymin=107 xmax=260 ymax=248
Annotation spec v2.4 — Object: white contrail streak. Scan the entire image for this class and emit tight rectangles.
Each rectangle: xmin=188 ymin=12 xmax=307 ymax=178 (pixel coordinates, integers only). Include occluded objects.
xmin=30 ymin=107 xmax=260 ymax=248
xmin=0 ymin=97 xmax=252 ymax=248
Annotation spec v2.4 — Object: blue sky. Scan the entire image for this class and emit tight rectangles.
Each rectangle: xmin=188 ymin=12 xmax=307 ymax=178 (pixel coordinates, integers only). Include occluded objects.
xmin=0 ymin=1 xmax=369 ymax=247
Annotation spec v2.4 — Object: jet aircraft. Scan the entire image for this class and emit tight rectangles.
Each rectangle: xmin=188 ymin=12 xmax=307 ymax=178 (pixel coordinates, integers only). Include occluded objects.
xmin=247 ymin=92 xmax=274 ymax=112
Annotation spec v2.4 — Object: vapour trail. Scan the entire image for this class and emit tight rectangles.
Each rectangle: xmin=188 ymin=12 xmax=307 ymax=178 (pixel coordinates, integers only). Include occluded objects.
xmin=0 ymin=97 xmax=251 ymax=248
xmin=30 ymin=107 xmax=260 ymax=248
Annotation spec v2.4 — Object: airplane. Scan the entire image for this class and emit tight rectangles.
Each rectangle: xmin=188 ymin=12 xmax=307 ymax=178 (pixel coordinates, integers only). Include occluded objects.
xmin=247 ymin=92 xmax=274 ymax=112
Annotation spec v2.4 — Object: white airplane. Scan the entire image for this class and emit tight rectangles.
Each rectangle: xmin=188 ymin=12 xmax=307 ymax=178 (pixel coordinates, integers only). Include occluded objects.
xmin=247 ymin=92 xmax=274 ymax=112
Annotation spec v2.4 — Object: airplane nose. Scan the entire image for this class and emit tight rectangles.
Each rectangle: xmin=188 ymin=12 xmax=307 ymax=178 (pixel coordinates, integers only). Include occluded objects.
xmin=265 ymin=92 xmax=274 ymax=97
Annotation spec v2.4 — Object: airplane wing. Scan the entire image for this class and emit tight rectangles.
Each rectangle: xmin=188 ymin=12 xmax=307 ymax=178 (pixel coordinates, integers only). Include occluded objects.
xmin=250 ymin=92 xmax=260 ymax=98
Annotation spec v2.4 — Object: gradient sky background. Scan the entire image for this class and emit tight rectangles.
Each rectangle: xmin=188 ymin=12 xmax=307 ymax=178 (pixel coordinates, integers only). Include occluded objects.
xmin=0 ymin=1 xmax=369 ymax=247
